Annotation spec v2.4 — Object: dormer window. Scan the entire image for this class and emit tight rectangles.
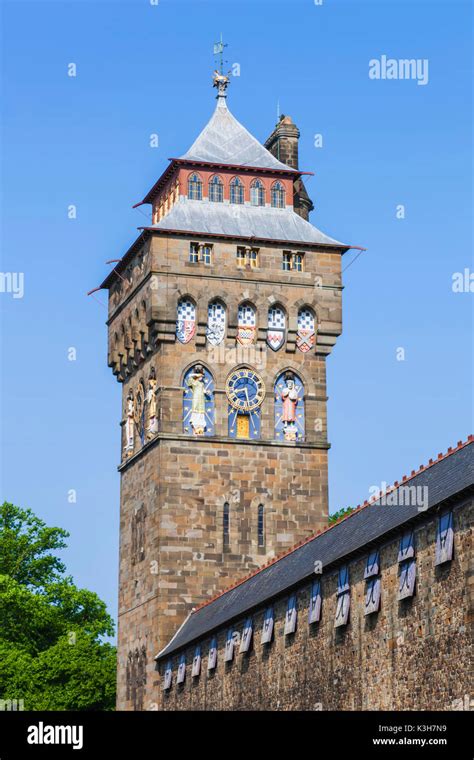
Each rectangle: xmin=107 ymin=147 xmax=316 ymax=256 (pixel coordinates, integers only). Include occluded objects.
xmin=188 ymin=173 xmax=202 ymax=200
xmin=230 ymin=177 xmax=244 ymax=204
xmin=209 ymin=175 xmax=223 ymax=202
xmin=250 ymin=179 xmax=265 ymax=206
xmin=271 ymin=180 xmax=285 ymax=208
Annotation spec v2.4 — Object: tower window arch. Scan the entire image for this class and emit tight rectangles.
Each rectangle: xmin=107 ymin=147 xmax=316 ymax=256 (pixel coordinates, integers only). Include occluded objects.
xmin=207 ymin=299 xmax=226 ymax=346
xmin=223 ymin=502 xmax=230 ymax=547
xmin=237 ymin=302 xmax=256 ymax=345
xmin=188 ymin=173 xmax=202 ymax=200
xmin=267 ymin=305 xmax=286 ymax=351
xmin=250 ymin=178 xmax=265 ymax=206
xmin=296 ymin=307 xmax=316 ymax=353
xmin=271 ymin=180 xmax=285 ymax=208
xmin=258 ymin=504 xmax=265 ymax=547
xmin=230 ymin=177 xmax=244 ymax=205
xmin=209 ymin=175 xmax=223 ymax=203
xmin=176 ymin=297 xmax=196 ymax=344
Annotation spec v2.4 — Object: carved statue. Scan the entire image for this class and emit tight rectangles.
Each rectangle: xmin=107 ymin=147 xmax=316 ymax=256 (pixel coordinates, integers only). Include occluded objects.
xmin=146 ymin=367 xmax=158 ymax=438
xmin=187 ymin=364 xmax=207 ymax=436
xmin=124 ymin=389 xmax=135 ymax=455
xmin=281 ymin=372 xmax=299 ymax=441
xmin=134 ymin=382 xmax=145 ymax=445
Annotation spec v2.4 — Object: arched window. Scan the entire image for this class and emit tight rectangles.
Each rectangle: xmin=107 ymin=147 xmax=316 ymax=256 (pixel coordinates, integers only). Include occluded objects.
xmin=223 ymin=502 xmax=230 ymax=547
xmin=267 ymin=305 xmax=286 ymax=351
xmin=271 ymin=180 xmax=285 ymax=208
xmin=274 ymin=371 xmax=305 ymax=441
xmin=188 ymin=173 xmax=202 ymax=200
xmin=296 ymin=307 xmax=316 ymax=353
xmin=258 ymin=504 xmax=265 ymax=547
xmin=176 ymin=298 xmax=196 ymax=344
xmin=230 ymin=177 xmax=244 ymax=204
xmin=250 ymin=179 xmax=265 ymax=206
xmin=209 ymin=175 xmax=223 ymax=203
xmin=207 ymin=300 xmax=226 ymax=346
xmin=183 ymin=364 xmax=215 ymax=436
xmin=237 ymin=302 xmax=256 ymax=345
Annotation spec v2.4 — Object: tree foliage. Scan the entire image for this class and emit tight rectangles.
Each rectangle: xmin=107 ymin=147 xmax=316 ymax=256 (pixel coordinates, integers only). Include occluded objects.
xmin=0 ymin=502 xmax=116 ymax=710
xmin=328 ymin=506 xmax=355 ymax=525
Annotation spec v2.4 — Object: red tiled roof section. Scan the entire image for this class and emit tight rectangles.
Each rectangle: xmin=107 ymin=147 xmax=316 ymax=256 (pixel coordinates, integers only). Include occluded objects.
xmin=194 ymin=435 xmax=473 ymax=612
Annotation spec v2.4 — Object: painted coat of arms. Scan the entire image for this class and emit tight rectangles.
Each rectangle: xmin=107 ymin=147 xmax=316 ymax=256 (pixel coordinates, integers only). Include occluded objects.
xmin=237 ymin=303 xmax=256 ymax=346
xmin=176 ymin=299 xmax=196 ymax=344
xmin=267 ymin=306 xmax=285 ymax=351
xmin=206 ymin=301 xmax=226 ymax=346
xmin=296 ymin=308 xmax=315 ymax=353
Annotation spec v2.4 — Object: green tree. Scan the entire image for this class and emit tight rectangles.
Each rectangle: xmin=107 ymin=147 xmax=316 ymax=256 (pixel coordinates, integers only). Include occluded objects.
xmin=0 ymin=502 xmax=116 ymax=710
xmin=328 ymin=506 xmax=355 ymax=525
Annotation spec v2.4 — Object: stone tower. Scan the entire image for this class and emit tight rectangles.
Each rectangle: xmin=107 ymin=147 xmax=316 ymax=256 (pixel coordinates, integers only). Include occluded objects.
xmin=100 ymin=73 xmax=349 ymax=710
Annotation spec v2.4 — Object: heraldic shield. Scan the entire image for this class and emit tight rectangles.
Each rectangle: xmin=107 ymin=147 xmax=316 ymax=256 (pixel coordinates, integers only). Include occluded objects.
xmin=237 ymin=302 xmax=256 ymax=346
xmin=206 ymin=301 xmax=226 ymax=346
xmin=267 ymin=306 xmax=286 ymax=351
xmin=176 ymin=299 xmax=196 ymax=344
xmin=296 ymin=307 xmax=316 ymax=353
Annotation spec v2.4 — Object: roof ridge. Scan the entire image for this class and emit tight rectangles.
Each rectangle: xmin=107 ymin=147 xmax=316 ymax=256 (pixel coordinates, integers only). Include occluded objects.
xmin=193 ymin=435 xmax=473 ymax=613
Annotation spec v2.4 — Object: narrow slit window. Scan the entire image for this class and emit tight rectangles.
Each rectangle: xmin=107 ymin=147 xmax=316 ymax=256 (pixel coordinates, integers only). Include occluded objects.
xmin=257 ymin=504 xmax=265 ymax=547
xmin=223 ymin=502 xmax=230 ymax=547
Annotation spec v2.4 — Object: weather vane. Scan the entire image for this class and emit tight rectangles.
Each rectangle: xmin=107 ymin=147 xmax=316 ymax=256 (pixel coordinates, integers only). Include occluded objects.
xmin=213 ymin=32 xmax=227 ymax=74
xmin=212 ymin=33 xmax=230 ymax=98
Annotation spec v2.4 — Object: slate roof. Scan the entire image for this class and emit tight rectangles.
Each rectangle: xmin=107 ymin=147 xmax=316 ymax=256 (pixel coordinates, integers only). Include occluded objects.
xmin=156 ymin=438 xmax=474 ymax=660
xmin=145 ymin=198 xmax=347 ymax=247
xmin=180 ymin=96 xmax=295 ymax=172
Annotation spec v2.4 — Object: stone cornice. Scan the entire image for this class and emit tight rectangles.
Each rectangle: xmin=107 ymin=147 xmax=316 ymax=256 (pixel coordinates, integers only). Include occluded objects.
xmin=118 ymin=432 xmax=330 ymax=472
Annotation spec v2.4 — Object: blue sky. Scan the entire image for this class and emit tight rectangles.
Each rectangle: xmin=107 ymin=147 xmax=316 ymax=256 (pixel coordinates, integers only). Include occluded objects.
xmin=1 ymin=0 xmax=472 ymax=632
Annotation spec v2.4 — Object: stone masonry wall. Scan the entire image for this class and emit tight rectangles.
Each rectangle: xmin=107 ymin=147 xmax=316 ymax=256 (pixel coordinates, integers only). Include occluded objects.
xmin=157 ymin=497 xmax=473 ymax=711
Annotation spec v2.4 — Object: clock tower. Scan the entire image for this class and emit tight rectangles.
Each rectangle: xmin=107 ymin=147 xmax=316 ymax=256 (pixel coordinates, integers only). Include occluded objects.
xmin=101 ymin=71 xmax=350 ymax=709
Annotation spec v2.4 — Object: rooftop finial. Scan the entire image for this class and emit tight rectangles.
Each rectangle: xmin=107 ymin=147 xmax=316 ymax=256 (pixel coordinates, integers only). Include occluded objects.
xmin=213 ymin=33 xmax=230 ymax=100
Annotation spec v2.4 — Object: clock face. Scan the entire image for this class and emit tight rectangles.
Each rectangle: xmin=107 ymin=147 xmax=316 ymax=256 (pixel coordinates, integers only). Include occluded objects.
xmin=226 ymin=369 xmax=265 ymax=412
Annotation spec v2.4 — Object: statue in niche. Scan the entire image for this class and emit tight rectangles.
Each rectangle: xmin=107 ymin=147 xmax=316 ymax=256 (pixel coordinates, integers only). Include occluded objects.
xmin=186 ymin=364 xmax=207 ymax=435
xmin=124 ymin=389 xmax=135 ymax=456
xmin=280 ymin=371 xmax=299 ymax=441
xmin=134 ymin=382 xmax=145 ymax=445
xmin=146 ymin=367 xmax=158 ymax=438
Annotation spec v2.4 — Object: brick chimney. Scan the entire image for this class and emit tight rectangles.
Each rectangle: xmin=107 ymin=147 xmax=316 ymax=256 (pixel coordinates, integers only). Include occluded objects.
xmin=264 ymin=114 xmax=314 ymax=221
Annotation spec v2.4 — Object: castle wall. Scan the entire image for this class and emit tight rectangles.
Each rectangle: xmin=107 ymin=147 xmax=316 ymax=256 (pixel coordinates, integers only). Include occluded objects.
xmin=157 ymin=497 xmax=473 ymax=711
